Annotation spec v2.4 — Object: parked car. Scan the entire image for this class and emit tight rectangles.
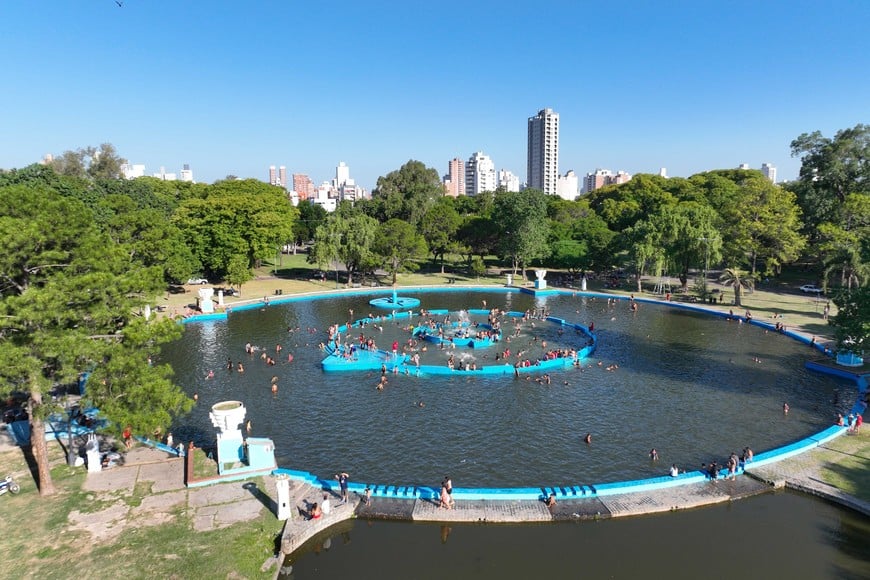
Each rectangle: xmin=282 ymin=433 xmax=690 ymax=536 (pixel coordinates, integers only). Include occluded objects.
xmin=187 ymin=278 xmax=209 ymax=285
xmin=799 ymin=284 xmax=823 ymax=294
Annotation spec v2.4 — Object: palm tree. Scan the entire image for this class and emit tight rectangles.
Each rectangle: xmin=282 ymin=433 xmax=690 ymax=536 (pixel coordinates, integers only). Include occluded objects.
xmin=719 ymin=267 xmax=754 ymax=307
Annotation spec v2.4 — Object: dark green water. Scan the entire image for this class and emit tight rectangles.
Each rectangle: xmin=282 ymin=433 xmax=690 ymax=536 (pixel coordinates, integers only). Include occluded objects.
xmin=161 ymin=290 xmax=852 ymax=488
xmin=283 ymin=492 xmax=870 ymax=580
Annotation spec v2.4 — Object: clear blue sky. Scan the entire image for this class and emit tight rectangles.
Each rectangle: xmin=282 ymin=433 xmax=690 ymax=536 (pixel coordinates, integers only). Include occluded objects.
xmin=2 ymin=1 xmax=868 ymax=190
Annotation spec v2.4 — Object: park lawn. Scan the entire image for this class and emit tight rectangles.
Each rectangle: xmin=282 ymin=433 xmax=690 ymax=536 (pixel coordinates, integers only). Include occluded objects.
xmin=817 ymin=433 xmax=870 ymax=503
xmin=0 ymin=445 xmax=281 ymax=579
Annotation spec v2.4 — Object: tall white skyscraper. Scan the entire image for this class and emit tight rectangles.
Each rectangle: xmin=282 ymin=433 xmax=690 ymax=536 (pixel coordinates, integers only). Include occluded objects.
xmin=761 ymin=163 xmax=777 ymax=183
xmin=527 ymin=108 xmax=559 ymax=195
xmin=465 ymin=151 xmax=497 ymax=195
xmin=335 ymin=161 xmax=350 ymax=186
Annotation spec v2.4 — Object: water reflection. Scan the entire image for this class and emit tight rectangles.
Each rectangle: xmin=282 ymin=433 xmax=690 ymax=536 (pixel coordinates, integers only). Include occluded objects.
xmin=283 ymin=492 xmax=870 ymax=580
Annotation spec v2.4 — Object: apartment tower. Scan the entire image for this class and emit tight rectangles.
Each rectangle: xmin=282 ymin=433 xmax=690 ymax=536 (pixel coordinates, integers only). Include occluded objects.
xmin=527 ymin=108 xmax=559 ymax=195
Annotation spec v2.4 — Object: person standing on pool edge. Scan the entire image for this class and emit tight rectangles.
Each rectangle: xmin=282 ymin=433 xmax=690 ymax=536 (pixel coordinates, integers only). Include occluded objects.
xmin=442 ymin=475 xmax=454 ymax=507
xmin=336 ymin=472 xmax=349 ymax=504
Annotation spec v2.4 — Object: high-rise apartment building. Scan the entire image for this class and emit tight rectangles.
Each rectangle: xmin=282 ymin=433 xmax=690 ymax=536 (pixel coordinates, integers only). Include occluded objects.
xmin=465 ymin=152 xmax=497 ymax=195
xmin=293 ymin=174 xmax=315 ymax=201
xmin=268 ymin=165 xmax=288 ymax=188
xmin=443 ymin=158 xmax=465 ymax=197
xmin=498 ymin=169 xmax=520 ymax=192
xmin=180 ymin=164 xmax=194 ymax=183
xmin=527 ymin=108 xmax=559 ymax=195
xmin=761 ymin=163 xmax=777 ymax=183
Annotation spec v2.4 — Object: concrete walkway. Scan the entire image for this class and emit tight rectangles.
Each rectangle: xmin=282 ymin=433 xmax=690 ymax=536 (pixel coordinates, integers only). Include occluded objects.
xmin=70 ymin=446 xmax=274 ymax=542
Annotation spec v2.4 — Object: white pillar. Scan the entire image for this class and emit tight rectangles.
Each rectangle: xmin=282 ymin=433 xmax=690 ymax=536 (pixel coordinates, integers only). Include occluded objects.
xmin=276 ymin=476 xmax=291 ymax=520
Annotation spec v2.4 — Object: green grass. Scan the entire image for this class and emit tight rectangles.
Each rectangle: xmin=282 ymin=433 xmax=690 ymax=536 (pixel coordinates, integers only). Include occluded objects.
xmin=0 ymin=445 xmax=283 ymax=579
xmin=191 ymin=447 xmax=219 ymax=479
xmin=818 ymin=434 xmax=870 ymax=502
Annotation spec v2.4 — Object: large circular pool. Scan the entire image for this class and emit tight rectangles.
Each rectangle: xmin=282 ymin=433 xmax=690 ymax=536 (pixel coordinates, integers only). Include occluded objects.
xmin=162 ymin=290 xmax=851 ymax=488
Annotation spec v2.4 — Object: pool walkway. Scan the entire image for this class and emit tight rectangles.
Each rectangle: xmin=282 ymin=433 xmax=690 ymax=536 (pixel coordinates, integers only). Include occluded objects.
xmin=278 ymin=430 xmax=869 ymax=562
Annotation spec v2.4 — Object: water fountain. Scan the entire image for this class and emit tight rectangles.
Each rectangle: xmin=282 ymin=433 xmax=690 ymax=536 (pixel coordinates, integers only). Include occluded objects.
xmin=368 ymin=287 xmax=421 ymax=309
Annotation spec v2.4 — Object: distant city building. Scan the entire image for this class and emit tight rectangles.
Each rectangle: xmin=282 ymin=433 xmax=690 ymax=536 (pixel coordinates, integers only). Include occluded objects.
xmin=583 ymin=169 xmax=611 ymax=193
xmin=761 ymin=162 xmax=777 ymax=183
xmin=527 ymin=108 xmax=559 ymax=195
xmin=738 ymin=163 xmax=750 ymax=170
xmin=443 ymin=157 xmax=465 ymax=197
xmin=121 ymin=163 xmax=146 ymax=179
xmin=312 ymin=181 xmax=337 ymax=212
xmin=331 ymin=161 xmax=367 ymax=202
xmin=334 ymin=162 xmax=350 ymax=188
xmin=556 ymin=170 xmax=579 ymax=200
xmin=582 ymin=168 xmax=631 ymax=193
xmin=465 ymin=151 xmax=497 ymax=195
xmin=180 ymin=163 xmax=194 ymax=183
xmin=153 ymin=166 xmax=177 ymax=180
xmin=611 ymin=170 xmax=632 ymax=186
xmin=659 ymin=167 xmax=668 ymax=178
xmin=498 ymin=169 xmax=520 ymax=192
xmin=41 ymin=153 xmax=54 ymax=165
xmin=268 ymin=165 xmax=288 ymax=188
xmin=293 ymin=174 xmax=315 ymax=201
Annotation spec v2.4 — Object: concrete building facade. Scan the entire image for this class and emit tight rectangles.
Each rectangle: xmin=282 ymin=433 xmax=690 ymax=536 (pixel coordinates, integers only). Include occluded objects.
xmin=527 ymin=108 xmax=559 ymax=195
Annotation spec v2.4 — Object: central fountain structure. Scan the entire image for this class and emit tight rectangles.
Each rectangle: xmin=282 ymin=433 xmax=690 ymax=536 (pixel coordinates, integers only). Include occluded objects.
xmin=369 ymin=288 xmax=421 ymax=309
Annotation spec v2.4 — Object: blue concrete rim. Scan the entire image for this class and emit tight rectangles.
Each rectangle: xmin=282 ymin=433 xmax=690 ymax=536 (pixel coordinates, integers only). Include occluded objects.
xmin=180 ymin=286 xmax=865 ymax=501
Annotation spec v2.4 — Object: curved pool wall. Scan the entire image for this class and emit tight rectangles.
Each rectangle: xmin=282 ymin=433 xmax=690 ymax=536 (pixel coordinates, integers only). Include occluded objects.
xmin=319 ymin=308 xmax=596 ymax=376
xmin=181 ymin=286 xmax=862 ymax=501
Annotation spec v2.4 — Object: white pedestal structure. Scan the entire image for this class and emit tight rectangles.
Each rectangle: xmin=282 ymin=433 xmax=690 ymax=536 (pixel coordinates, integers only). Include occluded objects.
xmin=534 ymin=269 xmax=548 ymax=289
xmin=209 ymin=401 xmax=246 ymax=472
xmin=198 ymin=287 xmax=215 ymax=314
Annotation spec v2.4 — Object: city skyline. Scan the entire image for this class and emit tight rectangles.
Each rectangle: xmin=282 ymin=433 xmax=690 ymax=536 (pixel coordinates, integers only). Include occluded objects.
xmin=2 ymin=1 xmax=868 ymax=191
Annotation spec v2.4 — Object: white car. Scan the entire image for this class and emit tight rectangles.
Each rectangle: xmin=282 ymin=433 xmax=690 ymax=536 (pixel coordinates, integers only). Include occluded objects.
xmin=799 ymin=284 xmax=823 ymax=294
xmin=187 ymin=278 xmax=209 ymax=285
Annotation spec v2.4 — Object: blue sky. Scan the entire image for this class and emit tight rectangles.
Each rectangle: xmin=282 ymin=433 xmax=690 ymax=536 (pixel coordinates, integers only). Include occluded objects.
xmin=2 ymin=1 xmax=868 ymax=190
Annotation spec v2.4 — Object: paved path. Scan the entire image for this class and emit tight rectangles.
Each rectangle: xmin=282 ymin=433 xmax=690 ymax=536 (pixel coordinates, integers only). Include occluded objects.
xmin=70 ymin=446 xmax=274 ymax=541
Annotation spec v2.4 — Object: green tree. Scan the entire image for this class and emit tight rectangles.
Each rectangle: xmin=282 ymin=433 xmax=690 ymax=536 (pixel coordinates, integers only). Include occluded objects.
xmin=790 ymin=124 xmax=870 ymax=240
xmin=292 ymin=200 xmax=328 ymax=250
xmin=0 ymin=185 xmax=191 ymax=496
xmin=828 ymin=287 xmax=870 ymax=353
xmin=715 ymin=171 xmax=805 ymax=276
xmin=174 ymin=180 xmax=297 ymax=281
xmin=310 ymin=206 xmax=378 ymax=286
xmin=817 ymin=193 xmax=870 ymax=290
xmin=492 ymin=189 xmax=550 ymax=282
xmin=48 ymin=143 xmax=127 ymax=180
xmin=419 ymin=197 xmax=461 ymax=272
xmin=719 ymin=267 xmax=754 ymax=308
xmin=371 ymin=160 xmax=444 ymax=226
xmin=373 ymin=219 xmax=429 ymax=285
xmin=456 ymin=216 xmax=498 ymax=265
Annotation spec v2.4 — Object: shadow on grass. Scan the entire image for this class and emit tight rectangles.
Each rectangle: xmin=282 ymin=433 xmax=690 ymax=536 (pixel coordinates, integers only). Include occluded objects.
xmin=243 ymin=481 xmax=277 ymax=513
